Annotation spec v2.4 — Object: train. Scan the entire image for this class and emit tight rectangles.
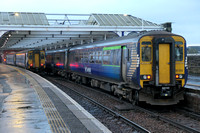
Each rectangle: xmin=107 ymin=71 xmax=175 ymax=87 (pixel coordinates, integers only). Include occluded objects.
xmin=4 ymin=31 xmax=188 ymax=105
xmin=6 ymin=49 xmax=45 ymax=71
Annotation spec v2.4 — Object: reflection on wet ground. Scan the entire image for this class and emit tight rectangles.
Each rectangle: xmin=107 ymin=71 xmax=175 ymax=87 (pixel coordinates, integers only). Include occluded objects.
xmin=186 ymin=75 xmax=200 ymax=90
xmin=0 ymin=65 xmax=51 ymax=132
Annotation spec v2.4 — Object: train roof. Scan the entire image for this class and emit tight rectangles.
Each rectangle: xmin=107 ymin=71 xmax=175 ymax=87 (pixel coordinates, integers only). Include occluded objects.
xmin=128 ymin=30 xmax=180 ymax=38
xmin=46 ymin=48 xmax=68 ymax=53
xmin=70 ymin=31 xmax=183 ymax=50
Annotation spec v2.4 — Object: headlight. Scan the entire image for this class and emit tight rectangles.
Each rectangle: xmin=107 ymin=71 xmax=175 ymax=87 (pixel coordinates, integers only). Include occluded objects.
xmin=141 ymin=75 xmax=151 ymax=80
xmin=176 ymin=74 xmax=184 ymax=79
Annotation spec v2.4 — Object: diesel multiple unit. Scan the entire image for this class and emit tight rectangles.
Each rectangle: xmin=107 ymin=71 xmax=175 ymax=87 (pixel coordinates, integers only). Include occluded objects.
xmin=6 ymin=50 xmax=45 ymax=71
xmin=5 ymin=31 xmax=188 ymax=105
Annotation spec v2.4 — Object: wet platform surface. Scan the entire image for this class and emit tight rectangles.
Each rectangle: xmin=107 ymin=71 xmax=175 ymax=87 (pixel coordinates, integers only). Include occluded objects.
xmin=0 ymin=64 xmax=110 ymax=133
xmin=186 ymin=75 xmax=200 ymax=90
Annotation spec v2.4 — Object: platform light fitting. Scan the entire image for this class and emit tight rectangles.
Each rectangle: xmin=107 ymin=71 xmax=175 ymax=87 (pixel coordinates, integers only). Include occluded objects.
xmin=14 ymin=12 xmax=19 ymax=16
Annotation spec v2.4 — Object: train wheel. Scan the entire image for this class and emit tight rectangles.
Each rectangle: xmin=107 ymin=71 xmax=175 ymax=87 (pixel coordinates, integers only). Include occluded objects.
xmin=132 ymin=91 xmax=139 ymax=105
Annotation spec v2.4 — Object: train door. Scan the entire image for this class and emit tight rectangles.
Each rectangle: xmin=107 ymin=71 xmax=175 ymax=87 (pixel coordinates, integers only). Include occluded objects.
xmin=153 ymin=37 xmax=175 ymax=86
xmin=122 ymin=46 xmax=127 ymax=81
xmin=35 ymin=53 xmax=39 ymax=68
xmin=121 ymin=46 xmax=131 ymax=81
xmin=159 ymin=44 xmax=170 ymax=84
xmin=65 ymin=50 xmax=68 ymax=69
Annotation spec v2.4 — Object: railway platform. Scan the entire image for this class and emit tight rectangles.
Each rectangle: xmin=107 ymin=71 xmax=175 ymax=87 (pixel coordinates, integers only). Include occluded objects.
xmin=186 ymin=75 xmax=200 ymax=90
xmin=0 ymin=64 xmax=111 ymax=133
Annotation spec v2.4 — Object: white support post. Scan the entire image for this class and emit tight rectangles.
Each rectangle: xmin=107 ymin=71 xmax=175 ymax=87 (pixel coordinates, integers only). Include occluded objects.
xmin=104 ymin=34 xmax=107 ymax=40
xmin=91 ymin=38 xmax=93 ymax=43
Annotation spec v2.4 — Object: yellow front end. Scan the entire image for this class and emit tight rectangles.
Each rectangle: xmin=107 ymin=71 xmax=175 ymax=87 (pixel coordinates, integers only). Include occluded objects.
xmin=28 ymin=51 xmax=33 ymax=69
xmin=40 ymin=50 xmax=45 ymax=69
xmin=137 ymin=33 xmax=186 ymax=105
xmin=140 ymin=36 xmax=153 ymax=88
xmin=139 ymin=35 xmax=186 ymax=88
xmin=172 ymin=36 xmax=186 ymax=87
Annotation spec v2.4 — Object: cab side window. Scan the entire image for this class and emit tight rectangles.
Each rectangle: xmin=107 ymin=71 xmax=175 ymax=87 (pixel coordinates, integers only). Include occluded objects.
xmin=29 ymin=53 xmax=32 ymax=59
xmin=41 ymin=52 xmax=45 ymax=59
xmin=142 ymin=47 xmax=151 ymax=61
xmin=175 ymin=47 xmax=183 ymax=61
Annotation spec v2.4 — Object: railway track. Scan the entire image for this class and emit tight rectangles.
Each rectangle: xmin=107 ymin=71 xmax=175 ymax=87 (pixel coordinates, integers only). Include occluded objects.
xmin=174 ymin=107 xmax=200 ymax=121
xmin=133 ymin=106 xmax=200 ymax=133
xmin=45 ymin=76 xmax=200 ymax=133
xmin=46 ymin=76 xmax=150 ymax=133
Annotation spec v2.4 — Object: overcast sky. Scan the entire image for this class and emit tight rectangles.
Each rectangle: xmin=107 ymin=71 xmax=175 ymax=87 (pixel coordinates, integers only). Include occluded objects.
xmin=0 ymin=0 xmax=199 ymax=46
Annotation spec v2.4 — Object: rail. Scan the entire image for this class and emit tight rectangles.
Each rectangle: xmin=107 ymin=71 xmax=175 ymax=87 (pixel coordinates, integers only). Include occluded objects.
xmin=133 ymin=106 xmax=200 ymax=133
xmin=47 ymin=76 xmax=150 ymax=133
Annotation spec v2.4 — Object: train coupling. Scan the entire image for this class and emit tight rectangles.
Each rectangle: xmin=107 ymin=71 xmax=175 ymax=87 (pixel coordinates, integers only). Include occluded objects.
xmin=160 ymin=87 xmax=172 ymax=97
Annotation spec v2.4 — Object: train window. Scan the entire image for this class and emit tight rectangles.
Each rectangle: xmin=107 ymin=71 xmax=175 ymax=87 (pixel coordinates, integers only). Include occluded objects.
xmin=69 ymin=53 xmax=74 ymax=63
xmin=94 ymin=52 xmax=96 ymax=63
xmin=106 ymin=51 xmax=110 ymax=55
xmin=41 ymin=53 xmax=44 ymax=59
xmin=54 ymin=53 xmax=60 ymax=63
xmin=75 ymin=52 xmax=79 ymax=62
xmin=96 ymin=51 xmax=102 ymax=64
xmin=79 ymin=52 xmax=83 ymax=63
xmin=112 ymin=50 xmax=117 ymax=65
xmin=175 ymin=47 xmax=183 ymax=61
xmin=46 ymin=55 xmax=51 ymax=63
xmin=111 ymin=49 xmax=120 ymax=65
xmin=103 ymin=50 xmax=110 ymax=64
xmin=29 ymin=53 xmax=32 ymax=59
xmin=83 ymin=52 xmax=89 ymax=63
xmin=142 ymin=47 xmax=151 ymax=61
xmin=175 ymin=41 xmax=183 ymax=45
xmin=60 ymin=52 xmax=65 ymax=64
xmin=95 ymin=52 xmax=98 ymax=63
xmin=142 ymin=41 xmax=151 ymax=45
xmin=89 ymin=52 xmax=95 ymax=63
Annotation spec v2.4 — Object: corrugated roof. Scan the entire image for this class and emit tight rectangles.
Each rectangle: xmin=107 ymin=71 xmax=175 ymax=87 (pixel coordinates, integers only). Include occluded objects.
xmin=0 ymin=13 xmax=165 ymax=50
xmin=87 ymin=14 xmax=159 ymax=26
xmin=0 ymin=12 xmax=49 ymax=25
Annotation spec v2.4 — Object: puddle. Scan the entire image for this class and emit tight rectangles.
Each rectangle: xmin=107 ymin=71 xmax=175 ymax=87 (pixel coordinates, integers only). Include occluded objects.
xmin=2 ymin=109 xmax=7 ymax=113
xmin=17 ymin=106 xmax=32 ymax=109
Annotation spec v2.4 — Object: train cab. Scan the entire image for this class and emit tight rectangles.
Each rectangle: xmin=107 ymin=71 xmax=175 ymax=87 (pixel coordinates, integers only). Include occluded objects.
xmin=27 ymin=50 xmax=45 ymax=71
xmin=139 ymin=32 xmax=187 ymax=105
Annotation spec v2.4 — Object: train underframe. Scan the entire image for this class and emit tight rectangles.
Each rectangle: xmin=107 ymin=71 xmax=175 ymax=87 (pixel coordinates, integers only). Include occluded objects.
xmin=139 ymin=86 xmax=185 ymax=105
xmin=57 ymin=70 xmax=185 ymax=105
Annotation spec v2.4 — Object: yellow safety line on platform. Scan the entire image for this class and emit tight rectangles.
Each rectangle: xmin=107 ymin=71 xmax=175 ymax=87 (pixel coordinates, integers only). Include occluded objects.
xmin=8 ymin=66 xmax=71 ymax=133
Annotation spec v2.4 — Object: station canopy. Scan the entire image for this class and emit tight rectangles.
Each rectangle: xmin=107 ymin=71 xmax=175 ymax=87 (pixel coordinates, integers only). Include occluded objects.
xmin=0 ymin=12 xmax=165 ymax=50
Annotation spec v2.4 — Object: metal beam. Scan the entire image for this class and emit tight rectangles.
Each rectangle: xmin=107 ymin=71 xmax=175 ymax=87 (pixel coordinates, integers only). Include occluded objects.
xmin=0 ymin=25 xmax=163 ymax=32
xmin=0 ymin=13 xmax=165 ymax=50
